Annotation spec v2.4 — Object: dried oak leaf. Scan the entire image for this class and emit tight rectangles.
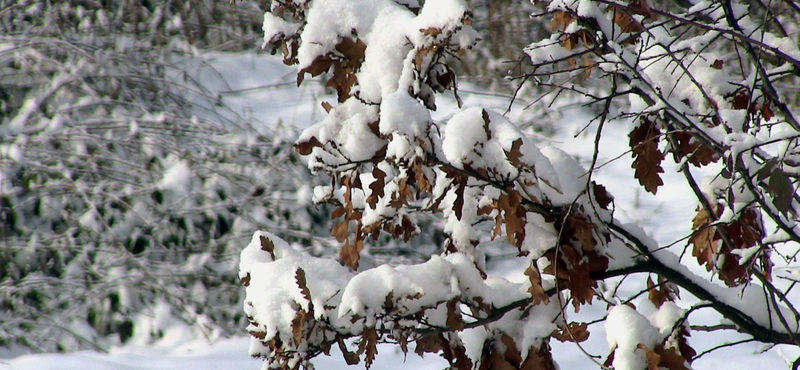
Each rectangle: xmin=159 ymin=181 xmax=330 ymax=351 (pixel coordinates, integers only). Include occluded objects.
xmin=337 ymin=335 xmax=360 ymax=365
xmin=504 ymin=138 xmax=524 ymax=167
xmin=646 ymin=275 xmax=677 ymax=308
xmin=552 ymin=322 xmax=590 ymax=343
xmin=672 ymin=131 xmax=717 ymax=167
xmin=592 ymin=181 xmax=614 ymax=210
xmin=733 ymin=92 xmax=751 ymax=110
xmin=295 ymin=268 xmax=313 ymax=307
xmin=419 ymin=27 xmax=443 ymax=36
xmin=563 ymin=213 xmax=598 ymax=251
xmin=297 ymin=56 xmax=333 ymax=85
xmin=549 ymin=11 xmax=576 ymax=31
xmin=446 ymin=298 xmax=466 ymax=331
xmin=690 ymin=205 xmax=719 ymax=271
xmin=332 ymin=221 xmax=349 ymax=243
xmin=339 ymin=239 xmax=364 ymax=270
xmin=498 ymin=190 xmax=527 ymax=248
xmin=453 ymin=179 xmax=467 ymax=221
xmin=501 ymin=334 xmax=523 ymax=366
xmin=524 ymin=264 xmax=550 ymax=305
xmin=609 ymin=5 xmax=644 ymax=33
xmin=260 ymin=235 xmax=276 ymax=259
xmin=481 ymin=349 xmax=517 ymax=370
xmin=359 ymin=326 xmax=379 ymax=368
xmin=295 ymin=136 xmax=323 ymax=156
xmin=629 ymin=118 xmax=665 ymax=194
xmin=761 ymin=98 xmax=775 ymax=121
xmin=520 ymin=343 xmax=558 ymax=370
xmin=291 ymin=309 xmax=311 ymax=345
xmin=638 ymin=344 xmax=661 ymax=370
xmin=367 ymin=167 xmax=387 ymax=209
xmin=415 ymin=334 xmax=443 ymax=356
xmin=654 ymin=344 xmax=692 ymax=370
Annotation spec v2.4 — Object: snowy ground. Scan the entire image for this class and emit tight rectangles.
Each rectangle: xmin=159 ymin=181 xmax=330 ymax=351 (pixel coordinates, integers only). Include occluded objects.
xmin=5 ymin=50 xmax=798 ymax=370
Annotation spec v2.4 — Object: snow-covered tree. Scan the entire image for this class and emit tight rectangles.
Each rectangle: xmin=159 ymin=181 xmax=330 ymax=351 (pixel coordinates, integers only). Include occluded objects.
xmin=242 ymin=0 xmax=800 ymax=369
xmin=0 ymin=0 xmax=332 ymax=353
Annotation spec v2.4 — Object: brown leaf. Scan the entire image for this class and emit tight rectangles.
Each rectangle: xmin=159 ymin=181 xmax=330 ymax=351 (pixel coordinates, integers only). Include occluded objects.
xmin=496 ymin=189 xmax=526 ymax=248
xmin=260 ymin=235 xmax=276 ymax=260
xmin=332 ymin=221 xmax=349 ymax=242
xmin=504 ymin=138 xmax=524 ymax=167
xmin=367 ymin=167 xmax=387 ymax=209
xmin=524 ymin=264 xmax=550 ymax=305
xmin=549 ymin=11 xmax=576 ymax=31
xmin=610 ymin=5 xmax=644 ymax=33
xmin=415 ymin=334 xmax=443 ymax=356
xmin=240 ymin=272 xmax=251 ymax=287
xmin=520 ymin=343 xmax=558 ymax=370
xmin=359 ymin=326 xmax=379 ymax=368
xmin=732 ymin=90 xmax=751 ymax=110
xmin=453 ymin=180 xmax=467 ymax=221
xmin=672 ymin=131 xmax=717 ymax=167
xmin=501 ymin=334 xmax=522 ymax=366
xmin=710 ymin=59 xmax=724 ymax=69
xmin=647 ymin=275 xmax=677 ymax=308
xmin=485 ymin=352 xmax=517 ymax=370
xmin=629 ymin=0 xmax=656 ymax=19
xmin=629 ymin=118 xmax=665 ymax=194
xmin=654 ymin=345 xmax=692 ymax=370
xmin=638 ymin=344 xmax=661 ymax=370
xmin=690 ymin=205 xmax=719 ymax=271
xmin=321 ymin=101 xmax=333 ymax=113
xmin=592 ymin=182 xmax=613 ymax=210
xmin=295 ymin=136 xmax=323 ymax=155
xmin=291 ymin=309 xmax=309 ymax=345
xmin=761 ymin=98 xmax=774 ymax=121
xmin=552 ymin=322 xmax=590 ymax=343
xmin=295 ymin=268 xmax=312 ymax=307
xmin=337 ymin=335 xmax=360 ymax=365
xmin=335 ymin=38 xmax=366 ymax=67
xmin=339 ymin=239 xmax=363 ymax=270
xmin=564 ymin=213 xmax=598 ymax=251
xmin=419 ymin=27 xmax=442 ymax=36
xmin=446 ymin=298 xmax=465 ymax=331
xmin=451 ymin=344 xmax=473 ymax=370
xmin=482 ymin=109 xmax=492 ymax=140
xmin=331 ymin=206 xmax=346 ymax=219
xmin=298 ymin=56 xmax=333 ymax=85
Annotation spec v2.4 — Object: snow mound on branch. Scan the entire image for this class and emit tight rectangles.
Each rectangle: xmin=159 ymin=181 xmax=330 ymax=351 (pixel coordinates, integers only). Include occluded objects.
xmin=605 ymin=305 xmax=660 ymax=370
xmin=241 ymin=232 xmax=560 ymax=362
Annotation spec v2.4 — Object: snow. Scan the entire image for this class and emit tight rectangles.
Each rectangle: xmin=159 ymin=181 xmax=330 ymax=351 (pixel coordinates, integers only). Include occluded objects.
xmin=605 ymin=305 xmax=660 ymax=370
xmin=157 ymin=159 xmax=193 ymax=197
xmin=7 ymin=2 xmax=800 ymax=369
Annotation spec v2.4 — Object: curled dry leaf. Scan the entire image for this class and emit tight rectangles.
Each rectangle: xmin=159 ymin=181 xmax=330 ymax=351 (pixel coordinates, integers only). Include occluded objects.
xmin=629 ymin=117 xmax=665 ymax=194
xmin=551 ymin=322 xmax=590 ymax=343
xmin=524 ymin=263 xmax=550 ymax=305
xmin=260 ymin=235 xmax=276 ymax=259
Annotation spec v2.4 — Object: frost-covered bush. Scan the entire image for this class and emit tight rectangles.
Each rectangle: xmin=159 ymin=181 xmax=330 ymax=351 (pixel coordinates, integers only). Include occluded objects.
xmin=0 ymin=0 xmax=330 ymax=353
xmin=243 ymin=0 xmax=800 ymax=369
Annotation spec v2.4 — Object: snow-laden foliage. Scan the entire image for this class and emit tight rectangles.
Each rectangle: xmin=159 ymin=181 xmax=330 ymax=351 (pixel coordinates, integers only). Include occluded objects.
xmin=245 ymin=0 xmax=800 ymax=369
xmin=0 ymin=0 xmax=330 ymax=353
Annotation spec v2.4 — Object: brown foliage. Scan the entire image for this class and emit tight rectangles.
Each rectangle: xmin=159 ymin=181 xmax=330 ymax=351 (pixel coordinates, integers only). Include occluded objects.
xmin=690 ymin=204 xmax=768 ymax=286
xmin=551 ymin=322 xmax=590 ymax=343
xmin=630 ymin=117 xmax=665 ymax=194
